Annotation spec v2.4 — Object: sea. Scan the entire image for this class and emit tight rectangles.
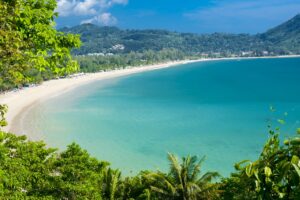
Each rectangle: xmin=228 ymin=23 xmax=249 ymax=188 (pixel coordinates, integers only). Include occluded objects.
xmin=22 ymin=57 xmax=300 ymax=176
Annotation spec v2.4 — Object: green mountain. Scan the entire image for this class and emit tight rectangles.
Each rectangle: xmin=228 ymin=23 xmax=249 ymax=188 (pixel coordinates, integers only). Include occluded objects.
xmin=61 ymin=14 xmax=300 ymax=56
xmin=260 ymin=14 xmax=300 ymax=52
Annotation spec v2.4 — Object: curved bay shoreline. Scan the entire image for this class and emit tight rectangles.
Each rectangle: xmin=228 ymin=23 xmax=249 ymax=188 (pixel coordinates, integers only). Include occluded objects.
xmin=1 ymin=55 xmax=300 ymax=139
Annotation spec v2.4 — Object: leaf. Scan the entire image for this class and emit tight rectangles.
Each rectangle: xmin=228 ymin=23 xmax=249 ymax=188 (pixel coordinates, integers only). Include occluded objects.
xmin=279 ymin=193 xmax=285 ymax=198
xmin=283 ymin=139 xmax=290 ymax=145
xmin=255 ymin=180 xmax=261 ymax=192
xmin=264 ymin=166 xmax=272 ymax=177
xmin=291 ymin=155 xmax=300 ymax=177
xmin=246 ymin=164 xmax=253 ymax=177
xmin=291 ymin=155 xmax=299 ymax=165
xmin=277 ymin=119 xmax=285 ymax=125
xmin=297 ymin=128 xmax=300 ymax=135
xmin=292 ymin=164 xmax=300 ymax=177
xmin=234 ymin=160 xmax=251 ymax=170
xmin=290 ymin=137 xmax=300 ymax=145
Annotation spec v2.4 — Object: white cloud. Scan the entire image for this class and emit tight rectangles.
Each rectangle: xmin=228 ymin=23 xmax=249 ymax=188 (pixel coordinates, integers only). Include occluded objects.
xmin=73 ymin=0 xmax=98 ymax=15
xmin=81 ymin=12 xmax=117 ymax=25
xmin=107 ymin=0 xmax=128 ymax=7
xmin=56 ymin=0 xmax=77 ymax=16
xmin=56 ymin=0 xmax=128 ymax=25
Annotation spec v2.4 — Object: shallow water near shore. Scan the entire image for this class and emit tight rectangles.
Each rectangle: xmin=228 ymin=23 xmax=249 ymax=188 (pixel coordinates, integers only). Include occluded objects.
xmin=23 ymin=57 xmax=300 ymax=176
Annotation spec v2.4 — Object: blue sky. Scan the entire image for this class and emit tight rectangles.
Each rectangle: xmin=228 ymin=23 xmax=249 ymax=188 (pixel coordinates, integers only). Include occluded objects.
xmin=55 ymin=0 xmax=300 ymax=33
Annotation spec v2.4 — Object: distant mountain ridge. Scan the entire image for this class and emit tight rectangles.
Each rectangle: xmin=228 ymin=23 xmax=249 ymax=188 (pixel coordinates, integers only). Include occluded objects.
xmin=260 ymin=14 xmax=300 ymax=52
xmin=61 ymin=14 xmax=300 ymax=56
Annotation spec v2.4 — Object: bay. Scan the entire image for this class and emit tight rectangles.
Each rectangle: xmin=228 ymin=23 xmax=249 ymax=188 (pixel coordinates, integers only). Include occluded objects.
xmin=23 ymin=57 xmax=300 ymax=176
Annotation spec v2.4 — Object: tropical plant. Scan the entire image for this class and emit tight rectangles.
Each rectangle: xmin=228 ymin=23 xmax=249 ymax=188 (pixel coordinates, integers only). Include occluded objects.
xmin=145 ymin=153 xmax=220 ymax=200
xmin=118 ymin=172 xmax=153 ymax=200
xmin=102 ymin=168 xmax=122 ymax=200
xmin=220 ymin=126 xmax=300 ymax=199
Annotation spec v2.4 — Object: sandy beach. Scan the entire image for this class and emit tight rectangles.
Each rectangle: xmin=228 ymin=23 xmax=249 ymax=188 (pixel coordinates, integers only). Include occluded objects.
xmin=0 ymin=59 xmax=204 ymax=134
xmin=1 ymin=55 xmax=299 ymax=135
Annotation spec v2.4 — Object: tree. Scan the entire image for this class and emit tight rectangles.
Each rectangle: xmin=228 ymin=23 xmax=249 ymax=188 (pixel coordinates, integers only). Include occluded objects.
xmin=102 ymin=168 xmax=122 ymax=200
xmin=0 ymin=132 xmax=57 ymax=199
xmin=0 ymin=0 xmax=81 ymax=91
xmin=145 ymin=153 xmax=220 ymax=200
xmin=53 ymin=143 xmax=108 ymax=199
xmin=0 ymin=0 xmax=81 ymax=137
xmin=120 ymin=173 xmax=153 ymax=200
xmin=220 ymin=127 xmax=300 ymax=199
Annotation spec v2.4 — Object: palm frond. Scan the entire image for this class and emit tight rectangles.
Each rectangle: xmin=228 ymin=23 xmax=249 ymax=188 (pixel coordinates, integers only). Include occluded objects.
xmin=197 ymin=171 xmax=219 ymax=186
xmin=167 ymin=153 xmax=183 ymax=185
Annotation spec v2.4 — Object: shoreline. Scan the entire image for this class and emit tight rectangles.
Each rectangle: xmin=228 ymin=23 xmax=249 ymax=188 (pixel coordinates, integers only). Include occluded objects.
xmin=1 ymin=55 xmax=300 ymax=137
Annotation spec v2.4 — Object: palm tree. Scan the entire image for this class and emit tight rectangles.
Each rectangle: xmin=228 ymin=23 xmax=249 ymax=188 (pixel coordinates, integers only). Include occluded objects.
xmin=145 ymin=153 xmax=219 ymax=200
xmin=102 ymin=168 xmax=121 ymax=200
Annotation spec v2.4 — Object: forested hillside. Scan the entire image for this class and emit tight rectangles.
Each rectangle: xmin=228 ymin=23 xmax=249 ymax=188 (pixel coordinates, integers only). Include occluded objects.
xmin=61 ymin=14 xmax=300 ymax=56
xmin=1 ymin=12 xmax=299 ymax=90
xmin=260 ymin=14 xmax=300 ymax=52
xmin=61 ymin=24 xmax=266 ymax=56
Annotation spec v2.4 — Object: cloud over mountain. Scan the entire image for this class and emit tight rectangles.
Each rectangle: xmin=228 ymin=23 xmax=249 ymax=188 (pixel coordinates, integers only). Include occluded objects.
xmin=81 ymin=12 xmax=118 ymax=25
xmin=56 ymin=0 xmax=127 ymax=25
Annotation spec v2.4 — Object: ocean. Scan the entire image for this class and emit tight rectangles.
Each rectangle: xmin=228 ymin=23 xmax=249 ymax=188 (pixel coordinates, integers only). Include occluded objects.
xmin=23 ymin=57 xmax=300 ymax=176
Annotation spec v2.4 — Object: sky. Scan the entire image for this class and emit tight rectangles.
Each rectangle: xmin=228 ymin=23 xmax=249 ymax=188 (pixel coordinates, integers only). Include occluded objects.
xmin=55 ymin=0 xmax=300 ymax=34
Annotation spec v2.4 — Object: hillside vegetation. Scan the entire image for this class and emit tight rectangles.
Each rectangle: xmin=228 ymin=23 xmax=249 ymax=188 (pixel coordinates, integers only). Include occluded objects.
xmin=260 ymin=14 xmax=300 ymax=52
xmin=63 ymin=14 xmax=300 ymax=74
xmin=62 ymin=14 xmax=300 ymax=56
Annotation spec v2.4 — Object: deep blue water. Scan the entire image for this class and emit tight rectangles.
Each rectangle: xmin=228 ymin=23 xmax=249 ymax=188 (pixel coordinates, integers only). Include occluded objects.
xmin=24 ymin=57 xmax=300 ymax=176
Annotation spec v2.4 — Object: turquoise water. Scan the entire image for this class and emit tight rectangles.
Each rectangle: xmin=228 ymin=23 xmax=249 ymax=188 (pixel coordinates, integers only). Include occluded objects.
xmin=24 ymin=58 xmax=300 ymax=176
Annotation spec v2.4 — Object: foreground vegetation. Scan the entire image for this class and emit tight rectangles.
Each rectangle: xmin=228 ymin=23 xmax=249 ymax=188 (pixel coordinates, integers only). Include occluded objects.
xmin=0 ymin=107 xmax=299 ymax=199
xmin=0 ymin=0 xmax=80 ymax=91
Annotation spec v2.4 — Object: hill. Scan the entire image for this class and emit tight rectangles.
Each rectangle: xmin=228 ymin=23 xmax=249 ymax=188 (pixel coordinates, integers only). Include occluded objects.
xmin=61 ymin=14 xmax=300 ymax=56
xmin=260 ymin=14 xmax=300 ymax=52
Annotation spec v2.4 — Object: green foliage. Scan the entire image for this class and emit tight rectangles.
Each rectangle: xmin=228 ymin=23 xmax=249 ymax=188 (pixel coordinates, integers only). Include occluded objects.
xmin=60 ymin=14 xmax=300 ymax=74
xmin=261 ymin=14 xmax=300 ymax=52
xmin=0 ymin=132 xmax=57 ymax=199
xmin=102 ymin=168 xmax=122 ymax=200
xmin=220 ymin=127 xmax=300 ymax=199
xmin=0 ymin=132 xmax=109 ymax=199
xmin=62 ymin=14 xmax=300 ymax=58
xmin=0 ymin=127 xmax=299 ymax=199
xmin=120 ymin=172 xmax=153 ymax=200
xmin=76 ymin=49 xmax=187 ymax=72
xmin=63 ymin=24 xmax=269 ymax=56
xmin=0 ymin=104 xmax=8 ymax=128
xmin=52 ymin=143 xmax=108 ymax=199
xmin=0 ymin=0 xmax=81 ymax=91
xmin=144 ymin=153 xmax=220 ymax=200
